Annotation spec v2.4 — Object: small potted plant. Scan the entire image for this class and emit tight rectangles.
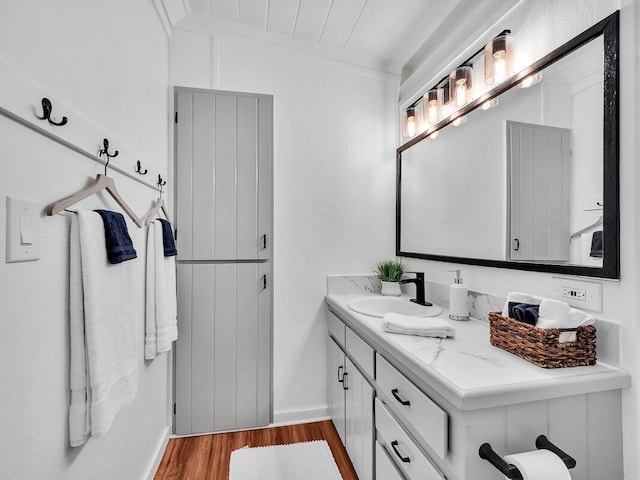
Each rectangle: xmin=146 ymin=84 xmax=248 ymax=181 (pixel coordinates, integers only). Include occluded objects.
xmin=376 ymin=259 xmax=404 ymax=296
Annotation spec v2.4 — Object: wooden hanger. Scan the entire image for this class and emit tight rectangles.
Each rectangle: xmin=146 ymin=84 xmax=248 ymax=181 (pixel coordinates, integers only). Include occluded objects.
xmin=142 ymin=197 xmax=171 ymax=225
xmin=142 ymin=174 xmax=171 ymax=225
xmin=570 ymin=215 xmax=603 ymax=240
xmin=47 ymin=173 xmax=143 ymax=227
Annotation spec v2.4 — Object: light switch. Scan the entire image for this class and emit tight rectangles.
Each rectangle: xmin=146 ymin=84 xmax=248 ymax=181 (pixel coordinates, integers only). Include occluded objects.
xmin=6 ymin=196 xmax=40 ymax=263
xmin=20 ymin=214 xmax=33 ymax=245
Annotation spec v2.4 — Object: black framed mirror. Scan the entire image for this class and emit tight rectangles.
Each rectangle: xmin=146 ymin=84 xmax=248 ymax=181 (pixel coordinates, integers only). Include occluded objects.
xmin=396 ymin=11 xmax=619 ymax=279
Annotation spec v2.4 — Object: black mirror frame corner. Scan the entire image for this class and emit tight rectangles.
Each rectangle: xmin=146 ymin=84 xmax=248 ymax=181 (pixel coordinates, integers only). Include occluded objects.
xmin=396 ymin=10 xmax=620 ymax=279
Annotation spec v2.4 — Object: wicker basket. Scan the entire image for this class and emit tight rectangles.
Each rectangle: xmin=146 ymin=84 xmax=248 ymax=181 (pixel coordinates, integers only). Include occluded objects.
xmin=488 ymin=311 xmax=596 ymax=368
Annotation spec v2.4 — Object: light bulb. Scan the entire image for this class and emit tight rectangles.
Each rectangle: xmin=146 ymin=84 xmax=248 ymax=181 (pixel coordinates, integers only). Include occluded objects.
xmin=429 ymin=131 xmax=440 ymax=140
xmin=428 ymin=102 xmax=439 ymax=124
xmin=455 ymin=81 xmax=467 ymax=107
xmin=407 ymin=117 xmax=416 ymax=137
xmin=493 ymin=53 xmax=506 ymax=84
xmin=520 ymin=72 xmax=542 ymax=88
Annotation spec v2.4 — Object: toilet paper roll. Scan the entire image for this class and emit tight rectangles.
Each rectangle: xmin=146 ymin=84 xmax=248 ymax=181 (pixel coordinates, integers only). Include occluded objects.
xmin=503 ymin=450 xmax=572 ymax=480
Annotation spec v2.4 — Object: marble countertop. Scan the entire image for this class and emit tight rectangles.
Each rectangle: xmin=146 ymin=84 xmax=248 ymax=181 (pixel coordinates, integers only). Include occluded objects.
xmin=326 ymin=293 xmax=630 ymax=411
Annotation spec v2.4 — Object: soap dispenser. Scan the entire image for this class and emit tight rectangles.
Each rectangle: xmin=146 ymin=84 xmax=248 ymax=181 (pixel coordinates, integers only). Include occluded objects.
xmin=448 ymin=270 xmax=469 ymax=321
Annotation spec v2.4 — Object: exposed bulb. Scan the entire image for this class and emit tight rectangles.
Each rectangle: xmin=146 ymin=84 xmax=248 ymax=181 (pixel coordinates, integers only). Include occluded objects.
xmin=428 ymin=102 xmax=439 ymax=124
xmin=406 ymin=117 xmax=416 ymax=137
xmin=429 ymin=131 xmax=440 ymax=140
xmin=493 ymin=52 xmax=506 ymax=84
xmin=455 ymin=81 xmax=467 ymax=107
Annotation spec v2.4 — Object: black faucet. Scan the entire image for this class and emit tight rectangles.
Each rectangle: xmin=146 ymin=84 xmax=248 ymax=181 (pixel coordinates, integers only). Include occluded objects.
xmin=399 ymin=272 xmax=432 ymax=306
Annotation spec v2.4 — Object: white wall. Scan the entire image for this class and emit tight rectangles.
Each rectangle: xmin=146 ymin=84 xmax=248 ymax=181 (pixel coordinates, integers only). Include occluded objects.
xmin=0 ymin=2 xmax=171 ymax=479
xmin=399 ymin=1 xmax=640 ymax=478
xmin=170 ymin=29 xmax=398 ymax=422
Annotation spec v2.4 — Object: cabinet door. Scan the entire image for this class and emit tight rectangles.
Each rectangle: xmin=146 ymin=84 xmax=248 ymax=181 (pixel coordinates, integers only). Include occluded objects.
xmin=175 ymin=263 xmax=271 ymax=434
xmin=345 ymin=356 xmax=374 ymax=480
xmin=175 ymin=89 xmax=272 ymax=260
xmin=328 ymin=337 xmax=346 ymax=444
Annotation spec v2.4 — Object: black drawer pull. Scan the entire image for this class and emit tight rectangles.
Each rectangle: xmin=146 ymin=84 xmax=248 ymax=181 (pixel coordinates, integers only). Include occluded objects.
xmin=391 ymin=388 xmax=411 ymax=406
xmin=337 ymin=365 xmax=344 ymax=383
xmin=342 ymin=372 xmax=348 ymax=391
xmin=391 ymin=440 xmax=411 ymax=463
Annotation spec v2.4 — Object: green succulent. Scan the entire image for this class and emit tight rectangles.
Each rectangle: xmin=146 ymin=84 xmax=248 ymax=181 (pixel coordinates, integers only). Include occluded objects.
xmin=375 ymin=259 xmax=405 ymax=282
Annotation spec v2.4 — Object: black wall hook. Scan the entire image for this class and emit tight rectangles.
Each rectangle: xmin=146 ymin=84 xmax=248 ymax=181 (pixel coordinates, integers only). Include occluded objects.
xmin=135 ymin=160 xmax=148 ymax=175
xmin=37 ymin=98 xmax=68 ymax=126
xmin=99 ymin=138 xmax=119 ymax=159
xmin=157 ymin=174 xmax=167 ymax=188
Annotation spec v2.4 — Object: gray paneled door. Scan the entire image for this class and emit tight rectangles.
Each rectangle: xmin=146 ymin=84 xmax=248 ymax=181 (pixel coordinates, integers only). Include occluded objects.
xmin=173 ymin=88 xmax=273 ymax=435
xmin=508 ymin=121 xmax=571 ymax=262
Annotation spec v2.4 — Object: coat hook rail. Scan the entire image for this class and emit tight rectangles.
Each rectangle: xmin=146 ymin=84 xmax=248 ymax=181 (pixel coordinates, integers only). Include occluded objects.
xmin=36 ymin=97 xmax=68 ymax=126
xmin=135 ymin=160 xmax=148 ymax=175
xmin=157 ymin=174 xmax=167 ymax=187
xmin=99 ymin=138 xmax=119 ymax=159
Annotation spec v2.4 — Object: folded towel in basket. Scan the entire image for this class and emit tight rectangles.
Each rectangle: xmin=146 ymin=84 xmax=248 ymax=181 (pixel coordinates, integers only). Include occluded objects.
xmin=502 ymin=292 xmax=542 ymax=317
xmin=94 ymin=209 xmax=137 ymax=264
xmin=382 ymin=313 xmax=455 ymax=338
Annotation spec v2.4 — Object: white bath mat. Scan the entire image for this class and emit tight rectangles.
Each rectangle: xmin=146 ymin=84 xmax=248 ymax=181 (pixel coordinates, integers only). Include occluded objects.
xmin=228 ymin=440 xmax=343 ymax=480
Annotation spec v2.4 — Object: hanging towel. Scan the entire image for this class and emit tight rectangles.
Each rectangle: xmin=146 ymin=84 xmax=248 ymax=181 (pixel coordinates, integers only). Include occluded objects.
xmin=590 ymin=230 xmax=603 ymax=258
xmin=145 ymin=221 xmax=178 ymax=360
xmin=94 ymin=209 xmax=137 ymax=264
xmin=69 ymin=211 xmax=138 ymax=446
xmin=382 ymin=313 xmax=455 ymax=338
xmin=158 ymin=218 xmax=177 ymax=257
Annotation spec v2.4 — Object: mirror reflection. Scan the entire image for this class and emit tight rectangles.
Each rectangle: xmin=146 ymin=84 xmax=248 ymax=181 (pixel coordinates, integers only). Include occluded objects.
xmin=399 ymin=36 xmax=605 ymax=268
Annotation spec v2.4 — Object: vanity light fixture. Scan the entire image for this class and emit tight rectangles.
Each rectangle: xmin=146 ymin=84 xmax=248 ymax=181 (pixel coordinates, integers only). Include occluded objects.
xmin=519 ymin=72 xmax=543 ymax=88
xmin=450 ymin=66 xmax=473 ymax=107
xmin=484 ymin=30 xmax=514 ymax=84
xmin=424 ymin=88 xmax=442 ymax=125
xmin=405 ymin=106 xmax=417 ymax=137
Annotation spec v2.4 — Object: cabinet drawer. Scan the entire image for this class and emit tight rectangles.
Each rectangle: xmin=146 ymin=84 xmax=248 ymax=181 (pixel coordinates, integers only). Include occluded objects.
xmin=376 ymin=354 xmax=448 ymax=461
xmin=327 ymin=311 xmax=345 ymax=347
xmin=346 ymin=327 xmax=374 ymax=378
xmin=376 ymin=441 xmax=405 ymax=480
xmin=375 ymin=399 xmax=444 ymax=480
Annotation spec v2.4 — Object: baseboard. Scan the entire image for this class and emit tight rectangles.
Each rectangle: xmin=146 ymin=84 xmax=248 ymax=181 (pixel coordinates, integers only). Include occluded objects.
xmin=272 ymin=406 xmax=330 ymax=426
xmin=145 ymin=425 xmax=172 ymax=480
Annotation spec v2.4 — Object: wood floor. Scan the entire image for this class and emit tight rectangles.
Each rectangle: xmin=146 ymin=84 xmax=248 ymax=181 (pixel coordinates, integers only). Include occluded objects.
xmin=154 ymin=420 xmax=359 ymax=480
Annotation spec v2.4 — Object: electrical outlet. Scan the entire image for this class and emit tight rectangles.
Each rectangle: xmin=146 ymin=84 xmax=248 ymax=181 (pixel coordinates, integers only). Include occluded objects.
xmin=561 ymin=286 xmax=586 ymax=301
xmin=552 ymin=277 xmax=603 ymax=312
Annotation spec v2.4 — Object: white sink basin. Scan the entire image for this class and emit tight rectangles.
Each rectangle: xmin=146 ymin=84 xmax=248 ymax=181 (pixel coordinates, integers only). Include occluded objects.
xmin=347 ymin=296 xmax=442 ymax=318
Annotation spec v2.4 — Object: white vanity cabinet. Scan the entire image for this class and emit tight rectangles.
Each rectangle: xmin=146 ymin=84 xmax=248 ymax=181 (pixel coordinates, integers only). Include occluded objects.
xmin=326 ymin=296 xmax=628 ymax=480
xmin=328 ymin=311 xmax=375 ymax=480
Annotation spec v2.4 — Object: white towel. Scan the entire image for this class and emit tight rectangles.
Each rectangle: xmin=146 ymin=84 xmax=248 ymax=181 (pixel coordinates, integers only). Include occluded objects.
xmin=536 ymin=299 xmax=571 ymax=329
xmin=502 ymin=292 xmax=542 ymax=316
xmin=557 ymin=308 xmax=596 ymax=343
xmin=69 ymin=211 xmax=138 ymax=446
xmin=145 ymin=221 xmax=178 ymax=360
xmin=383 ymin=313 xmax=455 ymax=338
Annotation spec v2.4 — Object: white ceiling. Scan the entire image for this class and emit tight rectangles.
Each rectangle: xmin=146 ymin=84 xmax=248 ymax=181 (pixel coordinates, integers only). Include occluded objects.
xmin=172 ymin=0 xmax=522 ymax=78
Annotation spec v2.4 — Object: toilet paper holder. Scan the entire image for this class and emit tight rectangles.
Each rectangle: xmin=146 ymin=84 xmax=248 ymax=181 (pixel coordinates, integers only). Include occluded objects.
xmin=479 ymin=435 xmax=576 ymax=479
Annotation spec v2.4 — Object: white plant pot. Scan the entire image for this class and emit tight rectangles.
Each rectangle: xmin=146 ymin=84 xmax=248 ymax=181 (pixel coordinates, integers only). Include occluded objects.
xmin=380 ymin=281 xmax=402 ymax=296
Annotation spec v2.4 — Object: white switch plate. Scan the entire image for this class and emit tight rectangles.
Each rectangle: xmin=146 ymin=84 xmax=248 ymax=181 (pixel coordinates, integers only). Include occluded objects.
xmin=551 ymin=276 xmax=603 ymax=312
xmin=6 ymin=196 xmax=40 ymax=263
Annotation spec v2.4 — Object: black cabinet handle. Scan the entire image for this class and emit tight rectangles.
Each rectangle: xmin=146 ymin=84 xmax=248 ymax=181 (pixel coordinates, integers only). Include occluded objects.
xmin=513 ymin=238 xmax=520 ymax=251
xmin=391 ymin=388 xmax=411 ymax=406
xmin=337 ymin=365 xmax=344 ymax=383
xmin=391 ymin=440 xmax=411 ymax=463
xmin=342 ymin=372 xmax=348 ymax=391
xmin=261 ymin=234 xmax=267 ymax=250
xmin=261 ymin=274 xmax=267 ymax=290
